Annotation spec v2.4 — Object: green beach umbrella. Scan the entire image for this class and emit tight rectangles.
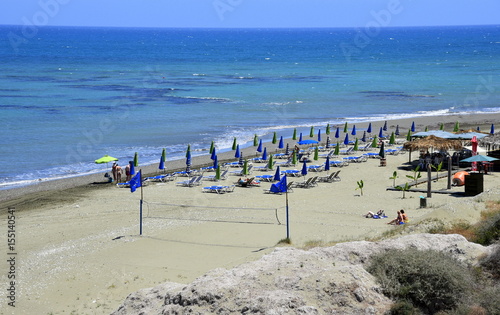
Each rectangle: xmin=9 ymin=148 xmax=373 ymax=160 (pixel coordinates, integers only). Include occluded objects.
xmin=389 ymin=132 xmax=396 ymax=145
xmin=209 ymin=141 xmax=215 ymax=154
xmin=406 ymin=130 xmax=412 ymax=141
xmin=232 ymin=137 xmax=237 ymax=150
xmin=453 ymin=121 xmax=459 ymax=132
xmin=215 ymin=165 xmax=221 ymax=181
xmin=440 ymin=123 xmax=445 ymax=131
xmin=314 ymin=146 xmax=319 ymax=160
xmin=334 ymin=142 xmax=340 ymax=155
xmin=309 ymin=126 xmax=314 ymax=138
xmin=326 ymin=123 xmax=331 ymax=135
xmin=425 ymin=126 xmax=429 ymax=132
xmin=272 ymin=132 xmax=277 ymax=144
xmin=292 ymin=128 xmax=297 ymax=140
xmin=292 ymin=151 xmax=297 ymax=165
xmin=353 ymin=138 xmax=359 ymax=151
xmin=95 ymin=154 xmax=118 ymax=164
xmin=371 ymin=136 xmax=378 ymax=148
xmin=343 ymin=122 xmax=348 ymax=133
xmin=267 ymin=155 xmax=274 ymax=170
xmin=253 ymin=134 xmax=258 ymax=147
xmin=242 ymin=160 xmax=249 ymax=176
xmin=379 ymin=141 xmax=386 ymax=158
xmin=133 ymin=152 xmax=139 ymax=167
xmin=162 ymin=148 xmax=167 ymax=162
xmin=186 ymin=144 xmax=191 ymax=157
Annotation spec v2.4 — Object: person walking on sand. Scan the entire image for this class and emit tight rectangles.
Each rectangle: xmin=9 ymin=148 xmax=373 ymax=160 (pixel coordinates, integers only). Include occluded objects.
xmin=112 ymin=162 xmax=118 ymax=181
xmin=115 ymin=164 xmax=122 ymax=182
xmin=125 ymin=162 xmax=131 ymax=182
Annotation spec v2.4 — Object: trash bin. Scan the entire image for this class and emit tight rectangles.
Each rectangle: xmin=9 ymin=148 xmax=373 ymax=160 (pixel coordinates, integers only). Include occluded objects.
xmin=419 ymin=196 xmax=427 ymax=208
xmin=464 ymin=172 xmax=484 ymax=196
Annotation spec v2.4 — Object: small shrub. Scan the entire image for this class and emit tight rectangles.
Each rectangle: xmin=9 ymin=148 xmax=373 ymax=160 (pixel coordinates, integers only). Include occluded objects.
xmin=368 ymin=248 xmax=473 ymax=314
xmin=479 ymin=244 xmax=500 ymax=280
xmin=389 ymin=300 xmax=421 ymax=315
xmin=473 ymin=211 xmax=500 ymax=245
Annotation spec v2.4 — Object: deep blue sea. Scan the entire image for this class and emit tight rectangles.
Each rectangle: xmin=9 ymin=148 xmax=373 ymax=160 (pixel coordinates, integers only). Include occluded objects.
xmin=1 ymin=25 xmax=499 ymax=189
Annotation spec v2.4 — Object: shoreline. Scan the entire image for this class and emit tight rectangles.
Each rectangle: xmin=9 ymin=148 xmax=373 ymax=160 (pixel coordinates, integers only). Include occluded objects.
xmin=1 ymin=111 xmax=499 ymax=314
xmin=1 ymin=111 xmax=498 ymax=206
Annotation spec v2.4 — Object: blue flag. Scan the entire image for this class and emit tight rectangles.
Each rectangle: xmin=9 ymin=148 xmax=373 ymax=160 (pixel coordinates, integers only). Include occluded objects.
xmin=130 ymin=170 xmax=142 ymax=193
xmin=270 ymin=175 xmax=287 ymax=193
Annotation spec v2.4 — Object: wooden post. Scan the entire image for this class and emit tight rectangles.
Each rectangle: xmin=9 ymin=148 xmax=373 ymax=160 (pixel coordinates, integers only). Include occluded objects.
xmin=447 ymin=156 xmax=452 ymax=189
xmin=427 ymin=163 xmax=432 ymax=198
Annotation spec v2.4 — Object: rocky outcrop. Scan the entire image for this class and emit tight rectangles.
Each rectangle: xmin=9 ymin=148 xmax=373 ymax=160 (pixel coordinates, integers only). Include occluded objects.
xmin=111 ymin=234 xmax=490 ymax=315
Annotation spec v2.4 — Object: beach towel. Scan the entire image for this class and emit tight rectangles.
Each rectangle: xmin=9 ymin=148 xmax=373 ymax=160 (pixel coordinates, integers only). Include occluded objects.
xmin=372 ymin=215 xmax=388 ymax=219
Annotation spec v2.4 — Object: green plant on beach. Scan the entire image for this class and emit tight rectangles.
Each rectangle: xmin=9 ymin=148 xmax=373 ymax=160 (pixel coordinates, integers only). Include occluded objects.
xmin=356 ymin=180 xmax=364 ymax=196
xmin=395 ymin=182 xmax=410 ymax=199
xmin=368 ymin=248 xmax=473 ymax=314
xmin=389 ymin=171 xmax=398 ymax=187
xmin=406 ymin=165 xmax=421 ymax=186
xmin=431 ymin=161 xmax=443 ymax=181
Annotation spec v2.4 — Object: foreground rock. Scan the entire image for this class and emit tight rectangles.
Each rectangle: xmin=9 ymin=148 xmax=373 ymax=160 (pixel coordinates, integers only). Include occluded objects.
xmin=111 ymin=234 xmax=490 ymax=314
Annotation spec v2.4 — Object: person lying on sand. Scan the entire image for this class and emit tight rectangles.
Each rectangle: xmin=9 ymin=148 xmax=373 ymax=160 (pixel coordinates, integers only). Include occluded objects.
xmin=365 ymin=210 xmax=385 ymax=218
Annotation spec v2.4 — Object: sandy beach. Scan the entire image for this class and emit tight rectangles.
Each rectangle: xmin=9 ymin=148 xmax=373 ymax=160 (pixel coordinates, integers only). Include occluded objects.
xmin=1 ymin=113 xmax=499 ymax=315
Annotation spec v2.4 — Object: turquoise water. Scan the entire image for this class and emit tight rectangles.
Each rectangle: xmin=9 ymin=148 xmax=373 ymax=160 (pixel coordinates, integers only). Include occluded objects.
xmin=1 ymin=25 xmax=499 ymax=188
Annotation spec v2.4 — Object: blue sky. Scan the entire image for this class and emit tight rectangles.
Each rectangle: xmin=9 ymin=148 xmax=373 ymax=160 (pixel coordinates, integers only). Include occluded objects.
xmin=1 ymin=0 xmax=499 ymax=28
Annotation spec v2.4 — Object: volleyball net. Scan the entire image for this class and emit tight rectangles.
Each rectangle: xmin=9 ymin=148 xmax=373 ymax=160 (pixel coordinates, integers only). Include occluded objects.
xmin=142 ymin=201 xmax=284 ymax=226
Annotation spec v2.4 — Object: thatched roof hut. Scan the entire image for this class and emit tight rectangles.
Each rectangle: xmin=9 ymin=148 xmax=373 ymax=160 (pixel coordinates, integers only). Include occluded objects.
xmin=403 ymin=135 xmax=463 ymax=152
xmin=479 ymin=134 xmax=500 ymax=150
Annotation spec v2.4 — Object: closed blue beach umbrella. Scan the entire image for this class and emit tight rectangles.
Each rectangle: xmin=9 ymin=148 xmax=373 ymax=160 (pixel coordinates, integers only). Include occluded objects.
xmin=411 ymin=121 xmax=415 ymax=132
xmin=379 ymin=127 xmax=384 ymax=138
xmin=325 ymin=156 xmax=330 ymax=173
xmin=317 ymin=129 xmax=321 ymax=142
xmin=361 ymin=131 xmax=367 ymax=142
xmin=299 ymin=132 xmax=303 ymax=142
xmin=301 ymin=160 xmax=308 ymax=178
xmin=257 ymin=139 xmax=263 ymax=153
xmin=367 ymin=123 xmax=372 ymax=134
xmin=335 ymin=127 xmax=340 ymax=139
xmin=186 ymin=147 xmax=192 ymax=173
xmin=490 ymin=124 xmax=495 ymax=134
xmin=158 ymin=156 xmax=165 ymax=171
xmin=279 ymin=136 xmax=284 ymax=149
xmin=285 ymin=143 xmax=290 ymax=155
xmin=235 ymin=144 xmax=240 ymax=158
xmin=343 ymin=133 xmax=349 ymax=145
xmin=351 ymin=125 xmax=357 ymax=136
xmin=213 ymin=155 xmax=218 ymax=169
xmin=129 ymin=161 xmax=135 ymax=176
xmin=274 ymin=166 xmax=281 ymax=181
xmin=326 ymin=136 xmax=331 ymax=148
xmin=239 ymin=152 xmax=244 ymax=165
xmin=211 ymin=147 xmax=217 ymax=160
xmin=383 ymin=121 xmax=388 ymax=131
xmin=395 ymin=125 xmax=400 ymax=135
xmin=262 ymin=147 xmax=267 ymax=160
